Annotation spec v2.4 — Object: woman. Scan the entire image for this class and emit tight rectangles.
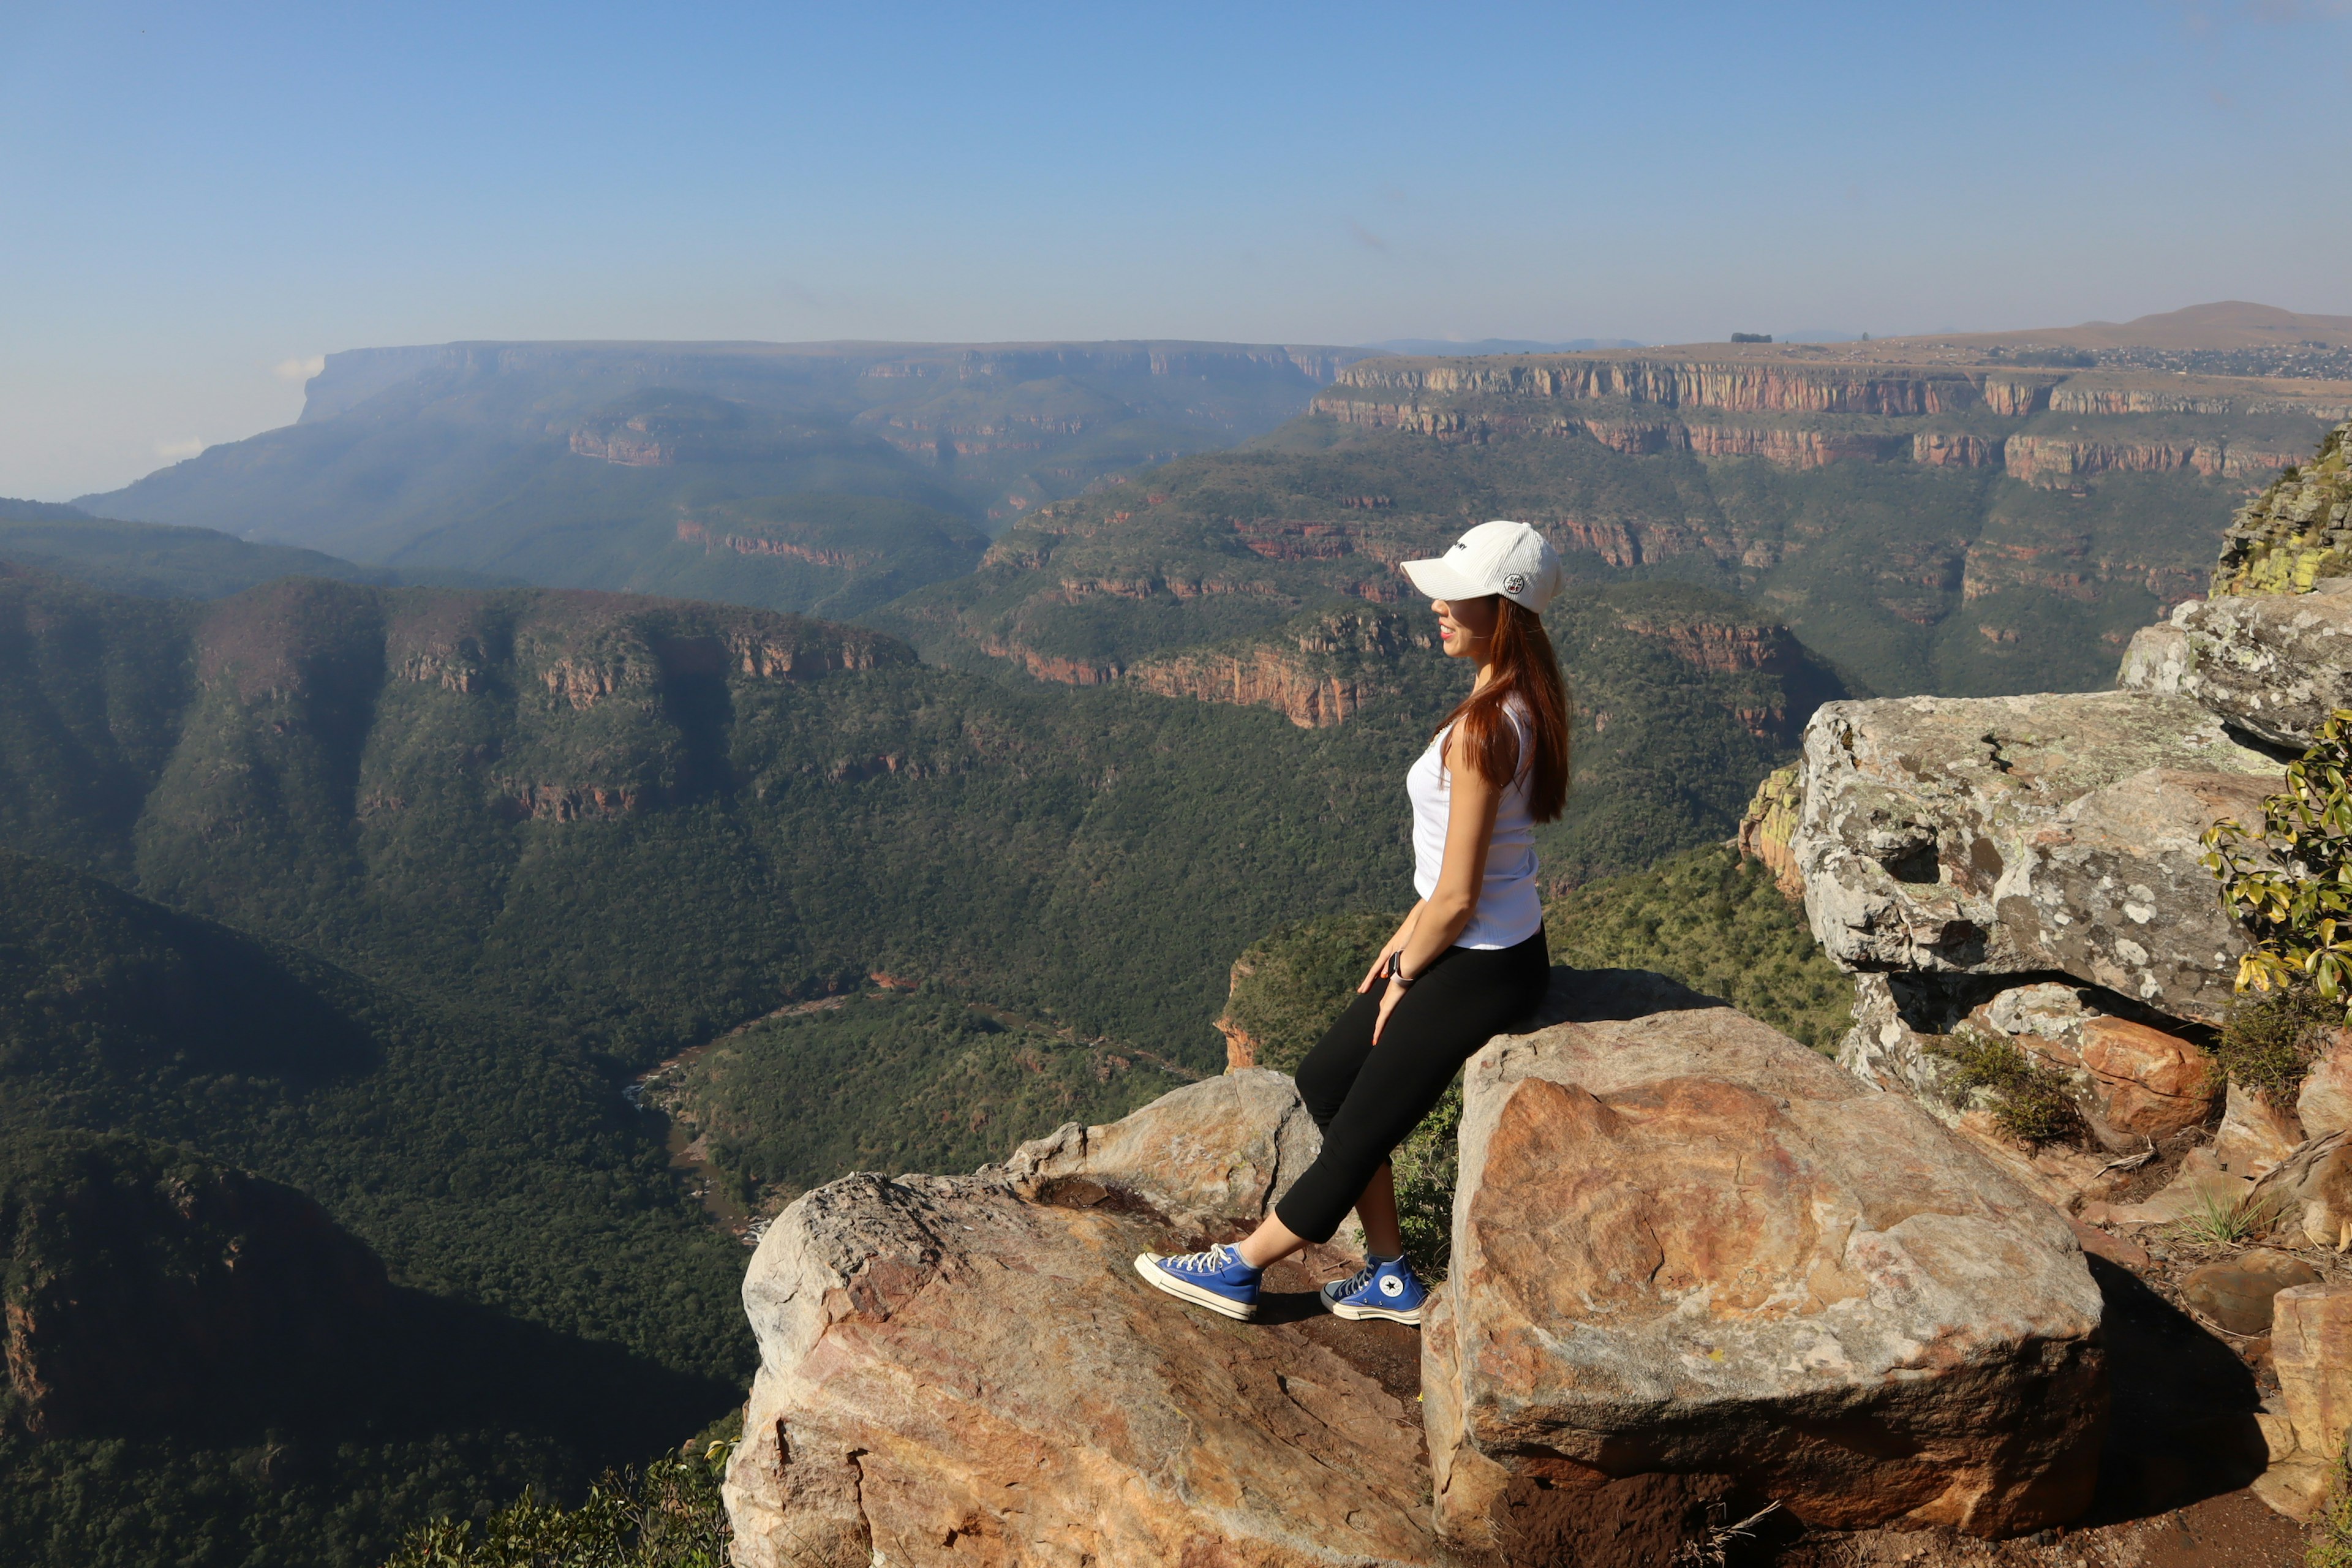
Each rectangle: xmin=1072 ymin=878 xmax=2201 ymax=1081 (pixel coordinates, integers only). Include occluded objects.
xmin=1136 ymin=519 xmax=1569 ymax=1324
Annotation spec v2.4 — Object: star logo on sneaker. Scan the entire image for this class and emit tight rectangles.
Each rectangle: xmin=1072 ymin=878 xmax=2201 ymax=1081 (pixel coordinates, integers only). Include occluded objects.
xmin=1379 ymin=1275 xmax=1405 ymax=1297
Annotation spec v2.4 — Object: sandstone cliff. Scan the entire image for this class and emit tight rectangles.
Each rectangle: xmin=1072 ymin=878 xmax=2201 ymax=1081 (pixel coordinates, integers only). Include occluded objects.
xmin=1762 ymin=413 xmax=2352 ymax=1525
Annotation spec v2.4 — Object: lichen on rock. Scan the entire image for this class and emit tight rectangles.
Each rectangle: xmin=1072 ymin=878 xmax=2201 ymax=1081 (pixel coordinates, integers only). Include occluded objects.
xmin=2210 ymin=420 xmax=2352 ymax=597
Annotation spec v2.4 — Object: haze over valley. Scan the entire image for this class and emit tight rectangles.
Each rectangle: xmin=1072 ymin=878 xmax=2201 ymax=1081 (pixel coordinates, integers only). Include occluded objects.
xmin=8 ymin=4 xmax=2352 ymax=1564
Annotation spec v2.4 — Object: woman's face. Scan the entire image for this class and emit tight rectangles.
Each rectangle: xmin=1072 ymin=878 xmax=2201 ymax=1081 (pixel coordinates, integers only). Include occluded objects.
xmin=1432 ymin=594 xmax=1501 ymax=660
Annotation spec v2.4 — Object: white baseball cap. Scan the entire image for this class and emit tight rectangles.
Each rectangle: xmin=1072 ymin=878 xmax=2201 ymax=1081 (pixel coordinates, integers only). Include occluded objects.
xmin=1401 ymin=521 xmax=1562 ymax=613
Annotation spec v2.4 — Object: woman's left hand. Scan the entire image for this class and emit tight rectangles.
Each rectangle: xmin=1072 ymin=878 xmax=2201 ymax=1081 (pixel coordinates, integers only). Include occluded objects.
xmin=1372 ymin=977 xmax=1408 ymax=1045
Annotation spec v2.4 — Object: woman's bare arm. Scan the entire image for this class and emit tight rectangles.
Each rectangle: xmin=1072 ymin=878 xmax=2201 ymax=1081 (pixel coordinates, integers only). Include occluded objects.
xmin=1373 ymin=728 xmax=1501 ymax=1040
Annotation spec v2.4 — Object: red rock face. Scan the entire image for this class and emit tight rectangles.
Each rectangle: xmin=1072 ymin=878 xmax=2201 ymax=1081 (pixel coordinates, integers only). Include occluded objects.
xmin=1430 ymin=995 xmax=2108 ymax=1545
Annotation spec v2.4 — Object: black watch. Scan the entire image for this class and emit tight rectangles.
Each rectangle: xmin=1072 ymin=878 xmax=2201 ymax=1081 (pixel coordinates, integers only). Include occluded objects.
xmin=1384 ymin=950 xmax=1417 ymax=989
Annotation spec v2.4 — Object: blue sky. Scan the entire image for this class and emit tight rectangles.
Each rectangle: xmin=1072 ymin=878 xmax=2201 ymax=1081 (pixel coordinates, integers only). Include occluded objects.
xmin=4 ymin=0 xmax=2350 ymax=499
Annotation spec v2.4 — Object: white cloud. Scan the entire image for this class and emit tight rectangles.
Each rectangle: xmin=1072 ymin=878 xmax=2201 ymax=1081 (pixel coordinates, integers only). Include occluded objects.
xmin=154 ymin=437 xmax=206 ymax=461
xmin=274 ymin=354 xmax=325 ymax=383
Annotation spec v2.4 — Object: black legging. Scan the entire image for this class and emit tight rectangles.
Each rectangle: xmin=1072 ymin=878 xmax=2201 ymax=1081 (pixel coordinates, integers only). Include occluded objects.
xmin=1274 ymin=930 xmax=1551 ymax=1244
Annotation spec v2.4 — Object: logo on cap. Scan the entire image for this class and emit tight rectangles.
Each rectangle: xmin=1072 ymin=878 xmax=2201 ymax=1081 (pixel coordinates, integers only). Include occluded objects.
xmin=1503 ymin=572 xmax=1528 ymax=596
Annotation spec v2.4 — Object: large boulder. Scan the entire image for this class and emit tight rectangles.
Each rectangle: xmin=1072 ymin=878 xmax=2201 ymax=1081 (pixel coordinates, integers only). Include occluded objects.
xmin=722 ymin=1076 xmax=1449 ymax=1568
xmin=2119 ymin=586 xmax=2352 ymax=749
xmin=995 ymin=1067 xmax=1324 ymax=1229
xmin=1792 ymin=691 xmax=2278 ymax=1023
xmin=1427 ymin=987 xmax=2108 ymax=1545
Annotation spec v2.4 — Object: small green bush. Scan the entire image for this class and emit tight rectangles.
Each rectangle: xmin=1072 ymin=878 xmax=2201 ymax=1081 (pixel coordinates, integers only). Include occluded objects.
xmin=2309 ymin=1450 xmax=2352 ymax=1568
xmin=1390 ymin=1083 xmax=1461 ymax=1278
xmin=2203 ymin=708 xmax=2352 ymax=1011
xmin=1929 ymin=1030 xmax=2082 ymax=1145
xmin=380 ymin=1453 xmax=731 ymax=1568
xmin=2214 ymin=981 xmax=2338 ymax=1106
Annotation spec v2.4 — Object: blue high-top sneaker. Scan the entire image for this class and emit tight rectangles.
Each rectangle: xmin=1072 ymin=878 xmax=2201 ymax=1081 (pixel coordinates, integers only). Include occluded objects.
xmin=1320 ymin=1253 xmax=1427 ymax=1324
xmin=1134 ymin=1243 xmax=1263 ymax=1321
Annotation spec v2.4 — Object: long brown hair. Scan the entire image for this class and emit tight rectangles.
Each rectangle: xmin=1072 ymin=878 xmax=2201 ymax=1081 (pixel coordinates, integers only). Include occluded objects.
xmin=1439 ymin=597 xmax=1571 ymax=821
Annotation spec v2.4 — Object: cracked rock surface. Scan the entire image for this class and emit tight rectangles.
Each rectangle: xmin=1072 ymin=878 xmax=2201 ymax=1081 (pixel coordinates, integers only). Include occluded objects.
xmin=1427 ymin=983 xmax=2108 ymax=1544
xmin=722 ymin=1076 xmax=1445 ymax=1568
xmin=2121 ymin=586 xmax=2352 ymax=749
xmin=1791 ymin=692 xmax=2278 ymax=1022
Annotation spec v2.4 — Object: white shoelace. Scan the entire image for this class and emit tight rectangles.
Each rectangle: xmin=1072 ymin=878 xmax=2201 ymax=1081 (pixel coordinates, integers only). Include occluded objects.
xmin=1161 ymin=1245 xmax=1238 ymax=1274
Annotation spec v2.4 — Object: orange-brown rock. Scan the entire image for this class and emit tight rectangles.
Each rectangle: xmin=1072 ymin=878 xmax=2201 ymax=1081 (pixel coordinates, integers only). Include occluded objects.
xmin=2253 ymin=1281 xmax=2352 ymax=1519
xmin=2296 ymin=1028 xmax=2352 ymax=1139
xmin=1915 ymin=431 xmax=2006 ymax=466
xmin=2180 ymin=1250 xmax=2321 ymax=1336
xmin=2032 ymin=1017 xmax=2217 ymax=1146
xmin=2217 ymin=1082 xmax=2305 ymax=1178
xmin=1430 ymin=982 xmax=2106 ymax=1545
xmin=722 ymin=1075 xmax=1449 ymax=1568
xmin=2248 ymin=1130 xmax=2352 ymax=1250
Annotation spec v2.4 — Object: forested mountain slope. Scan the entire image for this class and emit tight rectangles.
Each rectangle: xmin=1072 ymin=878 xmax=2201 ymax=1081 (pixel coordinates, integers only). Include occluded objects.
xmin=0 ymin=565 xmax=1841 ymax=1071
xmin=77 ymin=341 xmax=1371 ymax=614
xmin=868 ymin=325 xmax=2342 ymax=701
xmin=0 ymin=502 xmax=396 ymax=600
xmin=0 ymin=851 xmax=742 ymax=1567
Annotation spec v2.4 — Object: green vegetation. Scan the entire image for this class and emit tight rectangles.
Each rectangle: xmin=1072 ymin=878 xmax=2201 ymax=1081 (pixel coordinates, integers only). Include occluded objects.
xmin=2204 ymin=707 xmax=2352 ymax=1013
xmin=1925 ymin=1030 xmax=2082 ymax=1145
xmin=663 ymin=990 xmax=1191 ymax=1208
xmin=2214 ymin=984 xmax=2340 ymax=1107
xmin=380 ymin=1452 xmax=732 ymax=1568
xmin=2309 ymin=1452 xmax=2352 ymax=1568
xmin=0 ymin=511 xmax=396 ymax=600
xmin=1389 ymin=1083 xmax=1461 ymax=1278
xmin=2169 ymin=1183 xmax=2289 ymax=1251
xmin=0 ymin=850 xmax=745 ymax=1568
xmin=1545 ymin=846 xmax=1855 ymax=1052
xmin=880 ymin=409 xmax=2255 ymax=701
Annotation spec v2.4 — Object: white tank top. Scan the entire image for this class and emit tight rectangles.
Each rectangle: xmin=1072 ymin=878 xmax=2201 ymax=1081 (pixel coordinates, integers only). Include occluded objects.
xmin=1407 ymin=696 xmax=1543 ymax=950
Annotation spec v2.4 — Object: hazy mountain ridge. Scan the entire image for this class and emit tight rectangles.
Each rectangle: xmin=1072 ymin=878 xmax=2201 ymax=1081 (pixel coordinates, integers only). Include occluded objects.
xmin=77 ymin=340 xmax=1378 ymax=613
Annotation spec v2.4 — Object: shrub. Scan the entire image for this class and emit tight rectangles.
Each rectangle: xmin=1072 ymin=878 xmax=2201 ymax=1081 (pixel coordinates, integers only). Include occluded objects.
xmin=1390 ymin=1083 xmax=1461 ymax=1278
xmin=2203 ymin=709 xmax=2352 ymax=1012
xmin=2312 ymin=1450 xmax=2352 ymax=1568
xmin=380 ymin=1452 xmax=731 ymax=1568
xmin=1928 ymin=1030 xmax=2082 ymax=1145
xmin=2214 ymin=982 xmax=2339 ymax=1106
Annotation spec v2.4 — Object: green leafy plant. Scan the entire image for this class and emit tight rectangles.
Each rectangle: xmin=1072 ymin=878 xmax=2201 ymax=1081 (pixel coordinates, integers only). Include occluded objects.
xmin=380 ymin=1453 xmax=732 ymax=1568
xmin=2203 ymin=709 xmax=2352 ymax=1009
xmin=1928 ymin=1029 xmax=2082 ymax=1146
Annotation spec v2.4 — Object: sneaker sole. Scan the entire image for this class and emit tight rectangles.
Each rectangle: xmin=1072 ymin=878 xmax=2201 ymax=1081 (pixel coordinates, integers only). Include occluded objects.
xmin=1325 ymin=1298 xmax=1425 ymax=1325
xmin=1134 ymin=1253 xmax=1257 ymax=1321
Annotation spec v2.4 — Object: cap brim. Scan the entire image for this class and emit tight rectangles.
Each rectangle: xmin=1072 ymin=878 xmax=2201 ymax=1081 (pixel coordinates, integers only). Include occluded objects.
xmin=1400 ymin=557 xmax=1485 ymax=601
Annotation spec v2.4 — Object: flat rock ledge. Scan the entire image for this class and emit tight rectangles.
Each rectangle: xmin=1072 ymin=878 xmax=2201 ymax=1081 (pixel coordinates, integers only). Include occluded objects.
xmin=721 ymin=1071 xmax=1449 ymax=1568
xmin=1427 ymin=992 xmax=2109 ymax=1546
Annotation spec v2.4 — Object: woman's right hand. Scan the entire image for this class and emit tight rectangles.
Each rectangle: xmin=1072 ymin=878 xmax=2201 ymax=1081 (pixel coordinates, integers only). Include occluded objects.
xmin=1359 ymin=948 xmax=1396 ymax=995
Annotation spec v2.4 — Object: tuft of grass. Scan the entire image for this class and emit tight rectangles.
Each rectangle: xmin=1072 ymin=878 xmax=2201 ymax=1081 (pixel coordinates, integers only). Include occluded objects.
xmin=2215 ymin=982 xmax=2338 ymax=1109
xmin=1928 ymin=1028 xmax=2082 ymax=1145
xmin=2171 ymin=1183 xmax=2288 ymax=1251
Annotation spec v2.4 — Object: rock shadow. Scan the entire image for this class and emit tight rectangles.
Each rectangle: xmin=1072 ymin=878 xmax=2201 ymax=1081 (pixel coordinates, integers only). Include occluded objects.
xmin=2076 ymin=1255 xmax=2269 ymax=1526
xmin=1527 ymin=967 xmax=1726 ymax=1028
